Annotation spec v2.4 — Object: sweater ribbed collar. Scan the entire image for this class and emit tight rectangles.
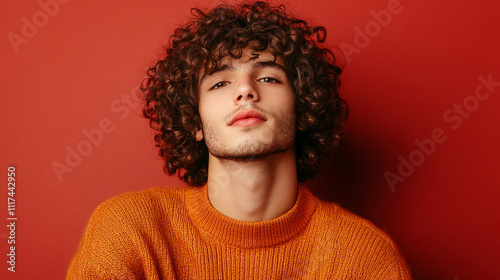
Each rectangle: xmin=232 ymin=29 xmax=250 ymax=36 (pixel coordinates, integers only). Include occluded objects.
xmin=186 ymin=183 xmax=319 ymax=249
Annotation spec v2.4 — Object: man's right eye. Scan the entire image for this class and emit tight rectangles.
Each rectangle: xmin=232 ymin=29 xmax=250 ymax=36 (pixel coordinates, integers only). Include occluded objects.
xmin=210 ymin=81 xmax=229 ymax=90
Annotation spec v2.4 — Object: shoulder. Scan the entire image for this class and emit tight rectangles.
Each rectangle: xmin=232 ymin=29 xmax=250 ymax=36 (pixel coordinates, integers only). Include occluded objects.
xmin=99 ymin=186 xmax=188 ymax=208
xmin=68 ymin=186 xmax=194 ymax=278
xmin=312 ymin=200 xmax=412 ymax=278
xmin=89 ymin=186 xmax=191 ymax=227
xmin=315 ymin=200 xmax=397 ymax=247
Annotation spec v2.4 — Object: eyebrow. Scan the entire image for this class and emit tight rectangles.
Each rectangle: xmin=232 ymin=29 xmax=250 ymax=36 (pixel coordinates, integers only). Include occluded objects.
xmin=199 ymin=60 xmax=287 ymax=85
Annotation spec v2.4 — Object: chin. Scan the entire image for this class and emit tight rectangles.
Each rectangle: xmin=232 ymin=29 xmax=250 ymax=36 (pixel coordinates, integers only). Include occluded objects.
xmin=209 ymin=141 xmax=293 ymax=162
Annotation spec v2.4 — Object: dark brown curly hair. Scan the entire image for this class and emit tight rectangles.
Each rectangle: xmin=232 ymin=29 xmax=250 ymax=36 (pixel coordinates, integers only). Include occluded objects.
xmin=141 ymin=1 xmax=348 ymax=186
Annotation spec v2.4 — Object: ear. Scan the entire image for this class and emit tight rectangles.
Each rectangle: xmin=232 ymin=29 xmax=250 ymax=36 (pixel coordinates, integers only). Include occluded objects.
xmin=195 ymin=129 xmax=204 ymax=141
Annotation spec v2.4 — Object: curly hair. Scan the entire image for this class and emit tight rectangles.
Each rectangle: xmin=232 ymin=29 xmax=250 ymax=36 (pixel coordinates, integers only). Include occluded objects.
xmin=141 ymin=1 xmax=348 ymax=186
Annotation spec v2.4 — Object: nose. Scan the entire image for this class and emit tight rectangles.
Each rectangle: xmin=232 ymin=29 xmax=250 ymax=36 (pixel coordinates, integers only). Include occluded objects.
xmin=234 ymin=75 xmax=259 ymax=104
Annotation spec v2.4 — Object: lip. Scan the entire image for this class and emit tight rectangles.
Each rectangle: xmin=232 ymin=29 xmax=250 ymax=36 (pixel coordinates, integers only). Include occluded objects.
xmin=228 ymin=110 xmax=267 ymax=126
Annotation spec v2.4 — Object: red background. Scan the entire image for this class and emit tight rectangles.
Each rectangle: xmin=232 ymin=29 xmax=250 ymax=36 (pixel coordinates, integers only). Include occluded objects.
xmin=1 ymin=0 xmax=499 ymax=279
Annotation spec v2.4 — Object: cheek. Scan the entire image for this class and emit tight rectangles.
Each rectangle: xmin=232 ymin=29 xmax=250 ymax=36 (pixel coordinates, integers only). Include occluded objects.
xmin=281 ymin=90 xmax=296 ymax=128
xmin=198 ymin=95 xmax=215 ymax=122
xmin=198 ymin=95 xmax=229 ymax=126
xmin=273 ymin=88 xmax=296 ymax=116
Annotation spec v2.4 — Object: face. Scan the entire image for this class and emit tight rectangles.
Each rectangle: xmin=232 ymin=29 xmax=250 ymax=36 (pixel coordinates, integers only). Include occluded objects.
xmin=196 ymin=47 xmax=296 ymax=161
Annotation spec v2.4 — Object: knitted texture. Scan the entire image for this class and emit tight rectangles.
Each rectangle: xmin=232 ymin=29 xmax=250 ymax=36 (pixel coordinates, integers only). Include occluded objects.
xmin=66 ymin=184 xmax=412 ymax=279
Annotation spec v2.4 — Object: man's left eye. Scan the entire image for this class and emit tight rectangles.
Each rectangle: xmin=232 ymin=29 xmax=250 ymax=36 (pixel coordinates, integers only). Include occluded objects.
xmin=259 ymin=77 xmax=280 ymax=83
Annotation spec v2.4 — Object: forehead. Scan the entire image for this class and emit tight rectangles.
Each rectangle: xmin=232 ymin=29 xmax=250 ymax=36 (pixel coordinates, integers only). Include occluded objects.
xmin=220 ymin=47 xmax=282 ymax=65
xmin=203 ymin=46 xmax=287 ymax=74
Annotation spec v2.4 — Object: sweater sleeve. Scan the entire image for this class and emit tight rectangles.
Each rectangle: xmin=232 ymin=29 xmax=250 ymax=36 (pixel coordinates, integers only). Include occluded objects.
xmin=66 ymin=198 xmax=147 ymax=280
xmin=365 ymin=228 xmax=412 ymax=280
xmin=368 ymin=233 xmax=413 ymax=280
xmin=323 ymin=204 xmax=413 ymax=280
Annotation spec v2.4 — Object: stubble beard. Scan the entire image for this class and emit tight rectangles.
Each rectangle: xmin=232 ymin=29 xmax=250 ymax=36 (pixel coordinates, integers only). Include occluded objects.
xmin=202 ymin=119 xmax=295 ymax=163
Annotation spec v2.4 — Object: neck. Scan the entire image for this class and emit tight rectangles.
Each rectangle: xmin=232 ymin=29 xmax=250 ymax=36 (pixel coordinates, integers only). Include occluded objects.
xmin=206 ymin=148 xmax=298 ymax=222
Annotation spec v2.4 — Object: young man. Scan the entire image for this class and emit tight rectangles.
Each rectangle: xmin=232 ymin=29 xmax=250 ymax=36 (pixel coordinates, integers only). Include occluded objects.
xmin=67 ymin=2 xmax=412 ymax=279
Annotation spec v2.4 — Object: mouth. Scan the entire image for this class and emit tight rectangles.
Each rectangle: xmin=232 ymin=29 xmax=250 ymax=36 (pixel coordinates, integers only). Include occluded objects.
xmin=228 ymin=110 xmax=267 ymax=127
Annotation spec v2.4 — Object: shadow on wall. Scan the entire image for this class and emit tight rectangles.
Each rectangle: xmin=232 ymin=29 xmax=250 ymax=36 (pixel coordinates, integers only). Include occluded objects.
xmin=304 ymin=132 xmax=377 ymax=217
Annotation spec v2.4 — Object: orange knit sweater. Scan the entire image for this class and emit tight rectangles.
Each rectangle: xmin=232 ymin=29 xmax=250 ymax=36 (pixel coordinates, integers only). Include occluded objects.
xmin=67 ymin=184 xmax=412 ymax=279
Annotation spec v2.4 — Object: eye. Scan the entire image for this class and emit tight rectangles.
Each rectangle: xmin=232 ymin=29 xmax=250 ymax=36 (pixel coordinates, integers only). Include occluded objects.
xmin=210 ymin=81 xmax=229 ymax=90
xmin=258 ymin=77 xmax=281 ymax=83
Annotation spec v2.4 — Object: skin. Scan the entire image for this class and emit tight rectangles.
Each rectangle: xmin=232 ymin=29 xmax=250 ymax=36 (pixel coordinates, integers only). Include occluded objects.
xmin=196 ymin=47 xmax=299 ymax=222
